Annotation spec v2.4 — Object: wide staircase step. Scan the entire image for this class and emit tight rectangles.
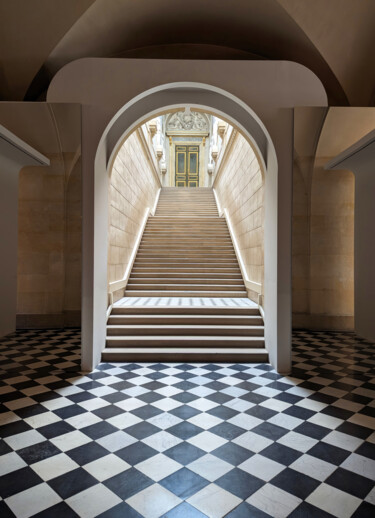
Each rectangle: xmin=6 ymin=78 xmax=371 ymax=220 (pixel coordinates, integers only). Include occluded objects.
xmin=103 ymin=187 xmax=267 ymax=363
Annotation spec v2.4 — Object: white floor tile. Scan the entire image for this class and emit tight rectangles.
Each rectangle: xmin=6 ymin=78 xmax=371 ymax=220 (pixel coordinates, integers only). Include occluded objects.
xmin=187 ymin=431 xmax=227 ymax=452
xmin=188 ymin=453 xmax=233 ymax=481
xmin=66 ymin=483 xmax=122 ymax=518
xmin=341 ymin=453 xmax=375 ymax=480
xmin=24 ymin=411 xmax=61 ymax=429
xmin=151 ymin=398 xmax=183 ymax=411
xmin=233 ymin=431 xmax=273 ymax=453
xmin=6 ymin=483 xmax=61 ymax=518
xmin=78 ymin=398 xmax=110 ymax=411
xmin=106 ymin=412 xmax=142 ymax=429
xmin=0 ymin=452 xmax=27 ymax=476
xmin=187 ymin=398 xmax=219 ymax=412
xmin=97 ymin=431 xmax=137 ymax=451
xmin=187 ymin=483 xmax=242 ymax=518
xmin=31 ymin=453 xmax=78 ymax=481
xmin=41 ymin=396 xmax=73 ymax=411
xmin=247 ymin=483 xmax=301 ymax=518
xmin=289 ymin=454 xmax=338 ymax=482
xmin=114 ymin=398 xmax=147 ymax=412
xmin=147 ymin=412 xmax=182 ymax=430
xmin=83 ymin=454 xmax=130 ymax=481
xmin=50 ymin=430 xmax=91 ymax=452
xmin=322 ymin=430 xmax=363 ymax=451
xmin=259 ymin=399 xmax=291 ymax=412
xmin=227 ymin=413 xmax=263 ymax=430
xmin=223 ymin=398 xmax=255 ymax=412
xmin=277 ymin=431 xmax=318 ymax=452
xmin=5 ymin=397 xmax=36 ymax=411
xmin=66 ymin=412 xmax=102 ymax=429
xmin=126 ymin=483 xmax=181 ymax=518
xmin=239 ymin=454 xmax=285 ymax=481
xmin=4 ymin=429 xmax=45 ymax=450
xmin=142 ymin=430 xmax=182 ymax=452
xmin=136 ymin=453 xmax=181 ymax=481
xmin=308 ymin=413 xmax=343 ymax=430
xmin=187 ymin=412 xmax=222 ymax=430
xmin=267 ymin=413 xmax=303 ymax=430
xmin=306 ymin=483 xmax=361 ymax=518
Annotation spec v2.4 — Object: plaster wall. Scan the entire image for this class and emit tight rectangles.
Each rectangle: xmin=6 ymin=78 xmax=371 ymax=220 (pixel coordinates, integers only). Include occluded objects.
xmin=214 ymin=132 xmax=264 ymax=301
xmin=109 ymin=130 xmax=159 ymax=301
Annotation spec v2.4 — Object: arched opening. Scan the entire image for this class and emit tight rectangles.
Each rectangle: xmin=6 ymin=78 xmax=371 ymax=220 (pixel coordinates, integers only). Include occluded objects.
xmin=85 ymin=82 xmax=286 ymax=373
xmin=107 ymin=109 xmax=265 ymax=308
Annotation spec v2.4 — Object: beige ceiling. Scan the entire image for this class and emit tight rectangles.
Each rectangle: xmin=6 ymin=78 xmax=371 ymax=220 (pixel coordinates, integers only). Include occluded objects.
xmin=1 ymin=0 xmax=374 ymax=105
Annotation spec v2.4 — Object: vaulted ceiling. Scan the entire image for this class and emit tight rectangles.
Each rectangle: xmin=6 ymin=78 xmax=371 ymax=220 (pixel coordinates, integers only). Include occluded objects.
xmin=1 ymin=0 xmax=374 ymax=105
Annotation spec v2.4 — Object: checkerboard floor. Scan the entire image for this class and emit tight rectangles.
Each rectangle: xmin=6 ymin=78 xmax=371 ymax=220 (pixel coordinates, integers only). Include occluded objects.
xmin=0 ymin=329 xmax=374 ymax=517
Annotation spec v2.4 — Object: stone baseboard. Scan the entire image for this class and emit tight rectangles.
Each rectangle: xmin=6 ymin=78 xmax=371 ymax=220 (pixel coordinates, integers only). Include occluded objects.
xmin=16 ymin=311 xmax=81 ymax=329
xmin=293 ymin=313 xmax=354 ymax=331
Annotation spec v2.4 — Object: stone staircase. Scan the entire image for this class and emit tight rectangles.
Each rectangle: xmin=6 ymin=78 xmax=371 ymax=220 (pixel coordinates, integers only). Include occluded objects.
xmin=103 ymin=187 xmax=268 ymax=362
xmin=126 ymin=188 xmax=247 ymax=298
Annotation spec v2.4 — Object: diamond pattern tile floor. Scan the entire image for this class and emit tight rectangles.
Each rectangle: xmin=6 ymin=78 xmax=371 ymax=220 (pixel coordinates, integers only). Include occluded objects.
xmin=0 ymin=329 xmax=374 ymax=517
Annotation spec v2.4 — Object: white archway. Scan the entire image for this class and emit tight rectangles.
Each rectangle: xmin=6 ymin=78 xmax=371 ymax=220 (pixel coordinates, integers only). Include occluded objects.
xmin=47 ymin=58 xmax=327 ymax=373
xmin=92 ymin=83 xmax=284 ymax=372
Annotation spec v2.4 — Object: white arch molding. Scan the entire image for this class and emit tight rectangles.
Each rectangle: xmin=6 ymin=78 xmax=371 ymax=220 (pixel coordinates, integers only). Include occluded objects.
xmin=47 ymin=58 xmax=328 ymax=373
xmin=95 ymin=83 xmax=282 ymax=372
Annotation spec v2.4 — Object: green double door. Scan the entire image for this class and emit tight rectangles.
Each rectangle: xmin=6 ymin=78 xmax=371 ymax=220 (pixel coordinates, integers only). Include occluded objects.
xmin=175 ymin=145 xmax=199 ymax=187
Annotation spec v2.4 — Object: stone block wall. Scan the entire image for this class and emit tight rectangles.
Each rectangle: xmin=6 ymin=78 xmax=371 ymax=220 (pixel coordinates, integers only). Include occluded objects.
xmin=17 ymin=152 xmax=82 ymax=327
xmin=109 ymin=129 xmax=160 ymax=301
xmin=214 ymin=131 xmax=264 ymax=301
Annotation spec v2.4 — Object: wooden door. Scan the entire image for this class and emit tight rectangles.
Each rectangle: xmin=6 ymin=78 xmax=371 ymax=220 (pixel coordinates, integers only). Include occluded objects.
xmin=175 ymin=145 xmax=199 ymax=187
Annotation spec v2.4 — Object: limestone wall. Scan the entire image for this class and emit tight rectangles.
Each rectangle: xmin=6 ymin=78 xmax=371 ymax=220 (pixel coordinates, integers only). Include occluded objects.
xmin=17 ymin=151 xmax=82 ymax=327
xmin=214 ymin=130 xmax=264 ymax=302
xmin=109 ymin=128 xmax=160 ymax=301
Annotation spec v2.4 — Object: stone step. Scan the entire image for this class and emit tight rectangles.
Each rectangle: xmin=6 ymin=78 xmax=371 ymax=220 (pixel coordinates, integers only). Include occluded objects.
xmin=107 ymin=324 xmax=264 ymax=336
xmin=127 ymin=278 xmax=245 ymax=285
xmin=111 ymin=305 xmax=260 ymax=315
xmin=124 ymin=290 xmax=248 ymax=297
xmin=132 ymin=267 xmax=241 ymax=273
xmin=102 ymin=347 xmax=268 ymax=362
xmin=126 ymin=283 xmax=246 ymax=291
xmin=106 ymin=335 xmax=265 ymax=348
xmin=130 ymin=272 xmax=242 ymax=278
xmin=108 ymin=314 xmax=263 ymax=325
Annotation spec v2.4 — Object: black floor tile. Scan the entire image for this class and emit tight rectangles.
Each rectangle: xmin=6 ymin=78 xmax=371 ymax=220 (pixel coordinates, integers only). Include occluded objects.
xmin=261 ymin=443 xmax=302 ymax=466
xmin=169 ymin=405 xmax=200 ymax=420
xmin=66 ymin=442 xmax=108 ymax=465
xmin=168 ymin=421 xmax=203 ymax=440
xmin=160 ymin=467 xmax=208 ymax=498
xmin=209 ymin=421 xmax=246 ymax=440
xmin=226 ymin=502 xmax=272 ymax=518
xmin=33 ymin=502 xmax=80 ymax=517
xmin=0 ymin=466 xmax=42 ymax=498
xmin=104 ymin=467 xmax=153 ymax=500
xmin=97 ymin=502 xmax=143 ymax=518
xmin=325 ymin=467 xmax=374 ymax=499
xmin=308 ymin=442 xmax=351 ymax=465
xmin=216 ymin=468 xmax=263 ymax=499
xmin=271 ymin=467 xmax=320 ymax=499
xmin=49 ymin=467 xmax=97 ymax=499
xmin=116 ymin=442 xmax=158 ymax=465
xmin=164 ymin=441 xmax=205 ymax=465
xmin=17 ymin=440 xmax=61 ymax=464
xmin=160 ymin=501 xmax=209 ymax=518
xmin=212 ymin=442 xmax=253 ymax=466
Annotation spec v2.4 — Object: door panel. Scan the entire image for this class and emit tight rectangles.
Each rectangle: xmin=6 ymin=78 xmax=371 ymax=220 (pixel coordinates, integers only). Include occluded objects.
xmin=175 ymin=145 xmax=199 ymax=187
